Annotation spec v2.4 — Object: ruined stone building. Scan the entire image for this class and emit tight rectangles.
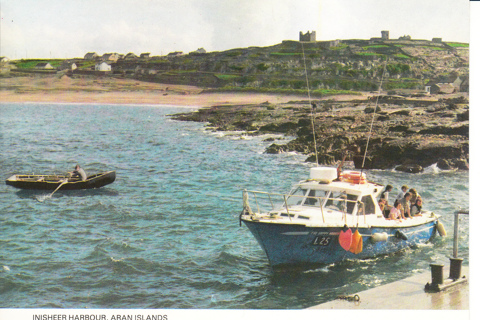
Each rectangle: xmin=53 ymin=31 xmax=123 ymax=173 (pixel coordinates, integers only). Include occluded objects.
xmin=381 ymin=31 xmax=389 ymax=40
xmin=299 ymin=31 xmax=316 ymax=42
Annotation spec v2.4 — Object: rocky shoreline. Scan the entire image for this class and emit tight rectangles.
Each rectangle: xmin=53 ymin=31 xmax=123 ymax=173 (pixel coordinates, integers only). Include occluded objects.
xmin=170 ymin=94 xmax=469 ymax=173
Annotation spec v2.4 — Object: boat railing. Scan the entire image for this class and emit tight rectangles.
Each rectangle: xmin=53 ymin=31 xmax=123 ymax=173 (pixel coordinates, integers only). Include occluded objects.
xmin=242 ymin=189 xmax=360 ymax=223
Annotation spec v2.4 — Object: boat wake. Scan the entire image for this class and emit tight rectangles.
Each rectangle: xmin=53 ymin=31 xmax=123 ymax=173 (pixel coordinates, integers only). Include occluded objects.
xmin=35 ymin=193 xmax=52 ymax=202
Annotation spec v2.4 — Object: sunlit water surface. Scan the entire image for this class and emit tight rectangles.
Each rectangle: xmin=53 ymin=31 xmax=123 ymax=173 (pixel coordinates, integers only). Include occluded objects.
xmin=0 ymin=103 xmax=469 ymax=309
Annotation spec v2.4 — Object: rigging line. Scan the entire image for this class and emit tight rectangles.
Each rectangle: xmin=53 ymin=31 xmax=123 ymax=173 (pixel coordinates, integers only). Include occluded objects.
xmin=301 ymin=42 xmax=318 ymax=166
xmin=361 ymin=59 xmax=388 ymax=171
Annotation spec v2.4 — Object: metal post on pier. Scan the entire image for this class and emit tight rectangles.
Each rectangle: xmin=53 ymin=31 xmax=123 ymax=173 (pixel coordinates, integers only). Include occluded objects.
xmin=450 ymin=210 xmax=468 ymax=280
xmin=425 ymin=210 xmax=468 ymax=292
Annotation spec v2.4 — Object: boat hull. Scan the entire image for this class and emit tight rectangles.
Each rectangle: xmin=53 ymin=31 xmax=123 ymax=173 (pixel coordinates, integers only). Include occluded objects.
xmin=5 ymin=171 xmax=116 ymax=190
xmin=242 ymin=219 xmax=437 ymax=267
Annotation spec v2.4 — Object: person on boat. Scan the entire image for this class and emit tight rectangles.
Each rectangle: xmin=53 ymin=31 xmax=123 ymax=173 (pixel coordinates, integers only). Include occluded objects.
xmin=399 ymin=192 xmax=412 ymax=218
xmin=396 ymin=185 xmax=408 ymax=200
xmin=334 ymin=153 xmax=347 ymax=181
xmin=69 ymin=164 xmax=87 ymax=181
xmin=380 ymin=184 xmax=393 ymax=206
xmin=378 ymin=198 xmax=388 ymax=218
xmin=337 ymin=194 xmax=347 ymax=212
xmin=410 ymin=197 xmax=423 ymax=216
xmin=408 ymin=188 xmax=420 ymax=206
xmin=388 ymin=200 xmax=403 ymax=221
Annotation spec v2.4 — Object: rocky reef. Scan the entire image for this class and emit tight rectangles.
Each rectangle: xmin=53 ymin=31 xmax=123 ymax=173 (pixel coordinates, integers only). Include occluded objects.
xmin=170 ymin=94 xmax=469 ymax=173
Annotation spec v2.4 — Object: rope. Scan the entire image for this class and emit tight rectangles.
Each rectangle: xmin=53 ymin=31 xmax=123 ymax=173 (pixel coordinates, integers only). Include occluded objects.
xmin=361 ymin=59 xmax=388 ymax=170
xmin=336 ymin=294 xmax=360 ymax=302
xmin=301 ymin=42 xmax=318 ymax=166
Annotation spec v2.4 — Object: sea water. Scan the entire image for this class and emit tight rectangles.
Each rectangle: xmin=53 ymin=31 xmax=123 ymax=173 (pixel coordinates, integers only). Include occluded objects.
xmin=0 ymin=103 xmax=469 ymax=309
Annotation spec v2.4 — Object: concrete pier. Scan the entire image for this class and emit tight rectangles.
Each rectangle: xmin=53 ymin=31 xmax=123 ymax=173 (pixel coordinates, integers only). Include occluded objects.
xmin=308 ymin=267 xmax=468 ymax=310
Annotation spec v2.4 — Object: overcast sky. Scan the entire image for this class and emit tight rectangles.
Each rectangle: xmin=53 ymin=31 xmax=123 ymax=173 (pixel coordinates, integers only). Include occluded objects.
xmin=0 ymin=0 xmax=471 ymax=59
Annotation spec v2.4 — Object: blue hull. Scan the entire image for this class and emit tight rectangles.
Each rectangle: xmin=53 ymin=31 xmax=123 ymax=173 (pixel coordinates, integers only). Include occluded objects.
xmin=243 ymin=220 xmax=437 ymax=267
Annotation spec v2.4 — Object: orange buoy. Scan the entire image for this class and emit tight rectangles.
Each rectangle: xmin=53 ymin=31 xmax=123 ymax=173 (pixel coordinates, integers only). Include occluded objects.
xmin=343 ymin=171 xmax=367 ymax=184
xmin=349 ymin=229 xmax=363 ymax=254
xmin=339 ymin=228 xmax=353 ymax=251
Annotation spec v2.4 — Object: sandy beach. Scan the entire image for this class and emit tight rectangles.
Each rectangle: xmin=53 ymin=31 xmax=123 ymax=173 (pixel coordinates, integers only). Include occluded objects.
xmin=0 ymin=75 xmax=325 ymax=108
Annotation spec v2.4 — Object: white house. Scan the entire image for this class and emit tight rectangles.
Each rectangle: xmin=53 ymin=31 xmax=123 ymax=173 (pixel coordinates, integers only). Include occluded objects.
xmin=58 ymin=61 xmax=77 ymax=71
xmin=95 ymin=62 xmax=111 ymax=72
xmin=35 ymin=62 xmax=54 ymax=69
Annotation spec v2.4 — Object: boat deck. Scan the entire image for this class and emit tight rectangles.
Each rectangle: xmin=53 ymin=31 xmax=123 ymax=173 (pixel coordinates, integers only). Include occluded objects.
xmin=307 ymin=266 xmax=468 ymax=310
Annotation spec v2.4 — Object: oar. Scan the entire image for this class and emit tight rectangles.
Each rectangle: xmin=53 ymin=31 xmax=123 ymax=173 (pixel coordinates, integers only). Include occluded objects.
xmin=50 ymin=178 xmax=68 ymax=197
xmin=36 ymin=179 xmax=68 ymax=202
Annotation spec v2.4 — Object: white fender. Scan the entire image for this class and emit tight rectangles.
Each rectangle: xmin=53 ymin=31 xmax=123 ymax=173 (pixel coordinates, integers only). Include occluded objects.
xmin=371 ymin=232 xmax=388 ymax=242
xmin=436 ymin=221 xmax=447 ymax=237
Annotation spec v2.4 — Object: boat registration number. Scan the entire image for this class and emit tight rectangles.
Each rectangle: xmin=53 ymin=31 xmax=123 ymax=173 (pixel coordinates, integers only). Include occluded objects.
xmin=312 ymin=236 xmax=331 ymax=246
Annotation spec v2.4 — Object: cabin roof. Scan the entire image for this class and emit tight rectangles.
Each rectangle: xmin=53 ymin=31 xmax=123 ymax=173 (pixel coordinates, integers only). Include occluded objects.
xmin=297 ymin=179 xmax=383 ymax=197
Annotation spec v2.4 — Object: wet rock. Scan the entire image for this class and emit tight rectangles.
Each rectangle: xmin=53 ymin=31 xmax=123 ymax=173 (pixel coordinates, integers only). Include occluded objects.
xmin=457 ymin=111 xmax=469 ymax=121
xmin=169 ymin=96 xmax=469 ymax=172
xmin=364 ymin=106 xmax=381 ymax=114
xmin=453 ymin=158 xmax=469 ymax=170
xmin=437 ymin=159 xmax=453 ymax=170
xmin=395 ymin=164 xmax=423 ymax=173
xmin=265 ymin=143 xmax=286 ymax=154
xmin=418 ymin=124 xmax=468 ymax=136
xmin=389 ymin=125 xmax=410 ymax=133
xmin=391 ymin=109 xmax=411 ymax=116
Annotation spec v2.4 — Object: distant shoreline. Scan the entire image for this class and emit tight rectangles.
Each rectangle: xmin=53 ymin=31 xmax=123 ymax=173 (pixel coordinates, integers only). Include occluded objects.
xmin=0 ymin=90 xmax=314 ymax=108
xmin=0 ymin=74 xmax=367 ymax=108
xmin=0 ymin=75 xmax=320 ymax=108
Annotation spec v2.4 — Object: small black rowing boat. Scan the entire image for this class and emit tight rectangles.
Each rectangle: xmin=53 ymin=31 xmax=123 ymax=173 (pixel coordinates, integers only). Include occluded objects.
xmin=5 ymin=171 xmax=116 ymax=190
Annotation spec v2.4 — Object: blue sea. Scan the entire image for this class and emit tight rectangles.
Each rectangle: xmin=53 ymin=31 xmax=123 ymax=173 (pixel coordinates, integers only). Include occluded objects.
xmin=0 ymin=103 xmax=469 ymax=310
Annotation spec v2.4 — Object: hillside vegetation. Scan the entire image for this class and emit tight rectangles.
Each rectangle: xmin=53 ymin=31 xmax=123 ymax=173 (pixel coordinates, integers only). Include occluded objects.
xmin=5 ymin=38 xmax=468 ymax=95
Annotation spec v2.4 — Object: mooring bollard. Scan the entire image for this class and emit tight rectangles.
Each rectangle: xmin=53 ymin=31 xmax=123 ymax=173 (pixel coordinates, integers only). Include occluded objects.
xmin=430 ymin=264 xmax=444 ymax=286
xmin=425 ymin=210 xmax=468 ymax=292
xmin=449 ymin=258 xmax=463 ymax=280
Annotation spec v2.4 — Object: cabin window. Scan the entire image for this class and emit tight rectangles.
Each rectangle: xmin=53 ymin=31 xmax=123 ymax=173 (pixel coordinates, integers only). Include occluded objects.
xmin=286 ymin=187 xmax=308 ymax=206
xmin=325 ymin=191 xmax=357 ymax=214
xmin=303 ymin=189 xmax=326 ymax=207
xmin=359 ymin=195 xmax=376 ymax=215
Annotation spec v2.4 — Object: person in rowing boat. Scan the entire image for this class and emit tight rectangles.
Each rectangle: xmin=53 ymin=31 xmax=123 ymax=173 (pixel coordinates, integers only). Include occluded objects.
xmin=69 ymin=164 xmax=87 ymax=181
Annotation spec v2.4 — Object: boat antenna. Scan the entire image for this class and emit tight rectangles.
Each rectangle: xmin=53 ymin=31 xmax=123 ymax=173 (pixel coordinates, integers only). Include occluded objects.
xmin=301 ymin=42 xmax=319 ymax=166
xmin=361 ymin=59 xmax=388 ymax=170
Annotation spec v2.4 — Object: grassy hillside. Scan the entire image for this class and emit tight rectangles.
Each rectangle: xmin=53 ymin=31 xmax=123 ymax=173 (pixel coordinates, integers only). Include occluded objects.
xmin=6 ymin=38 xmax=468 ymax=95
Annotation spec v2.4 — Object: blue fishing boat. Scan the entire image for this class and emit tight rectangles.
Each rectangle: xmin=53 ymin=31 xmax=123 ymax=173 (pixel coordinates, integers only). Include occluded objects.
xmin=240 ymin=167 xmax=446 ymax=267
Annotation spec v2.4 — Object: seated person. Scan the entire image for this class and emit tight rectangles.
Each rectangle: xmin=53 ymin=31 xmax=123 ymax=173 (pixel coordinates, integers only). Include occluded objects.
xmin=399 ymin=192 xmax=412 ymax=218
xmin=378 ymin=198 xmax=389 ymax=218
xmin=69 ymin=164 xmax=87 ymax=181
xmin=410 ymin=197 xmax=423 ymax=216
xmin=388 ymin=200 xmax=403 ymax=221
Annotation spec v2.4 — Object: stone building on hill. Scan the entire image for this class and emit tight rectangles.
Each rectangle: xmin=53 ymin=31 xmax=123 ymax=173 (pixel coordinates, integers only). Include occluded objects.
xmin=299 ymin=31 xmax=316 ymax=42
xmin=84 ymin=52 xmax=98 ymax=60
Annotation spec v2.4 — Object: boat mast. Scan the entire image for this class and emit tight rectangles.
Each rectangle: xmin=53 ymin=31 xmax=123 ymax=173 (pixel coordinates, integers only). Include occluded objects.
xmin=301 ymin=42 xmax=319 ymax=166
xmin=361 ymin=59 xmax=388 ymax=170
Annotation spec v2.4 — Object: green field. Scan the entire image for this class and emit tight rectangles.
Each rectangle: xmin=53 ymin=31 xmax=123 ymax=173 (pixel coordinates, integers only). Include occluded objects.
xmin=13 ymin=59 xmax=63 ymax=69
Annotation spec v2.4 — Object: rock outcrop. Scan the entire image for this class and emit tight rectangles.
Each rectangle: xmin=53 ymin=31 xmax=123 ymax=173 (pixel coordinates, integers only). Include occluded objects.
xmin=170 ymin=95 xmax=469 ymax=172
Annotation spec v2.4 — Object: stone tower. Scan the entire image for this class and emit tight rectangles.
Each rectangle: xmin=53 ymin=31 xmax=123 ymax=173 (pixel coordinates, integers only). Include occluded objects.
xmin=299 ymin=31 xmax=316 ymax=42
xmin=381 ymin=30 xmax=389 ymax=40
